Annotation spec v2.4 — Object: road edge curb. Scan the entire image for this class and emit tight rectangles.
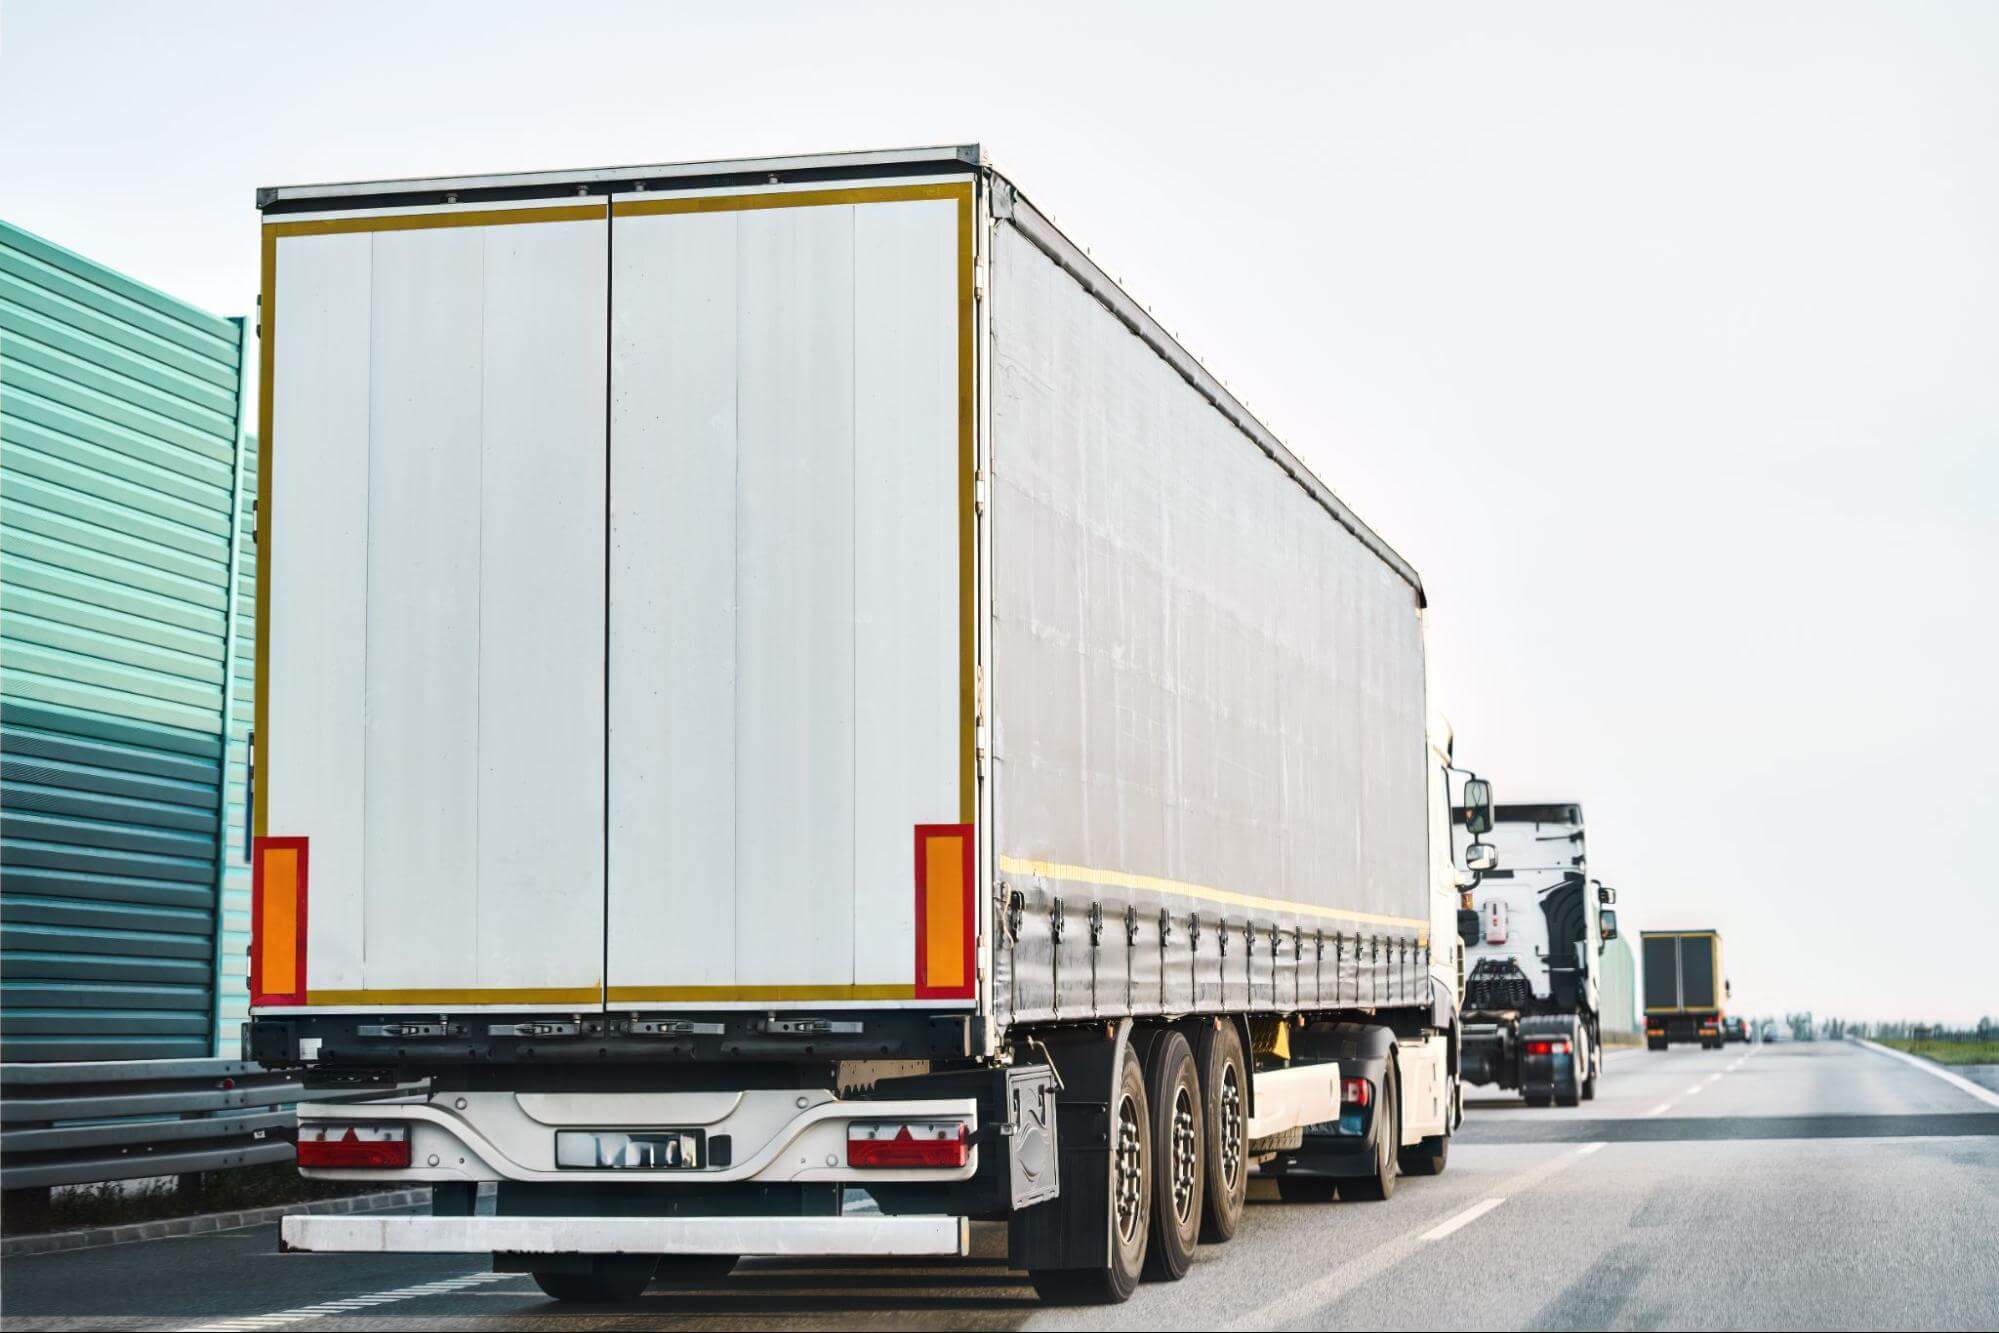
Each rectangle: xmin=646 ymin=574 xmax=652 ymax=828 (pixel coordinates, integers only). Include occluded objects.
xmin=0 ymin=1187 xmax=431 ymax=1259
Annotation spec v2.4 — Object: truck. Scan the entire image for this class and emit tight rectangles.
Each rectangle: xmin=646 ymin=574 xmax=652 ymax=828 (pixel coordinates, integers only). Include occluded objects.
xmin=246 ymin=144 xmax=1476 ymax=1306
xmin=1454 ymin=803 xmax=1617 ymax=1106
xmin=1641 ymin=930 xmax=1729 ymax=1049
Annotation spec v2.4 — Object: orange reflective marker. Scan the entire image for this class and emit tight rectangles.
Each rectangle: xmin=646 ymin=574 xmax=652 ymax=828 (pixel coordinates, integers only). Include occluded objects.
xmin=914 ymin=825 xmax=974 ymax=1000
xmin=252 ymin=836 xmax=308 ymax=1005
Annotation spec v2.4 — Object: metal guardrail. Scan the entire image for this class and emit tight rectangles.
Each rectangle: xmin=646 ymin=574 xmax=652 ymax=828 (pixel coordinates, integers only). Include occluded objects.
xmin=0 ymin=1059 xmax=418 ymax=1191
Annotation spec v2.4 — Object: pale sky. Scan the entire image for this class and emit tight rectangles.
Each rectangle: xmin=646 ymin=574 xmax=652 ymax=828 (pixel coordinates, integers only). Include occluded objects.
xmin=4 ymin=1 xmax=1993 ymax=1024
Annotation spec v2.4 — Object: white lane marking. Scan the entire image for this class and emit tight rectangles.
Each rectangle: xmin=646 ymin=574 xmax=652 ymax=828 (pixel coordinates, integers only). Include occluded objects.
xmin=1645 ymin=1102 xmax=1672 ymax=1117
xmin=1706 ymin=1072 xmax=1724 ymax=1083
xmin=1684 ymin=1084 xmax=1705 ymax=1096
xmin=1857 ymin=1038 xmax=1999 ymax=1110
xmin=1576 ymin=1141 xmax=1607 ymax=1156
xmin=1224 ymin=1144 xmax=1601 ymax=1329
xmin=1421 ymin=1197 xmax=1505 ymax=1240
xmin=178 ymin=1270 xmax=515 ymax=1331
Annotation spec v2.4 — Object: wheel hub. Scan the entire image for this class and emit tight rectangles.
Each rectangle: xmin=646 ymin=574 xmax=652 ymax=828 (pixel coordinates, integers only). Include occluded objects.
xmin=1218 ymin=1062 xmax=1245 ymax=1191
xmin=1171 ymin=1085 xmax=1198 ymax=1222
xmin=1113 ymin=1091 xmax=1144 ymax=1245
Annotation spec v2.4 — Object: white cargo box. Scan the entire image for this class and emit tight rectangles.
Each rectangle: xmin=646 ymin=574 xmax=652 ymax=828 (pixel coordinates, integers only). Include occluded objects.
xmin=250 ymin=147 xmax=1434 ymax=1033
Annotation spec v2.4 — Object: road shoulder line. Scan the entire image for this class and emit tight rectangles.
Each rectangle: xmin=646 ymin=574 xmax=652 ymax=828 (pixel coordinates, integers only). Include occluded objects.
xmin=1856 ymin=1039 xmax=1999 ymax=1111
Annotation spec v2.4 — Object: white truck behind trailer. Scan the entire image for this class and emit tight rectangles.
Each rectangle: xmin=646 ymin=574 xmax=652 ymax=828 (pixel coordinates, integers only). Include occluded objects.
xmin=247 ymin=145 xmax=1478 ymax=1304
xmin=1454 ymin=803 xmax=1620 ymax=1106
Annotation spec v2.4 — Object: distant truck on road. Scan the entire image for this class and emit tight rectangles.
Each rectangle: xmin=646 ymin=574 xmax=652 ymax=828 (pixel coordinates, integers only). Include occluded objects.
xmin=1455 ymin=803 xmax=1618 ymax=1107
xmin=246 ymin=145 xmax=1483 ymax=1306
xmin=1642 ymin=930 xmax=1729 ymax=1049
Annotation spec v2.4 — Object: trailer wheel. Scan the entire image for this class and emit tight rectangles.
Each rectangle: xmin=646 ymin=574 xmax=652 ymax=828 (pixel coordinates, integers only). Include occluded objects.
xmin=1341 ymin=1056 xmax=1399 ymax=1201
xmin=530 ymin=1255 xmax=658 ymax=1303
xmin=1194 ymin=1020 xmax=1248 ymax=1243
xmin=1647 ymin=1036 xmax=1667 ymax=1052
xmin=1141 ymin=1031 xmax=1204 ymax=1281
xmin=1029 ymin=1040 xmax=1150 ymax=1305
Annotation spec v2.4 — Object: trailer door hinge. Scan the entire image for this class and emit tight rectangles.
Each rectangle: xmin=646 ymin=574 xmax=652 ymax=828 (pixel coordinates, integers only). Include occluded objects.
xmin=974 ymin=471 xmax=989 ymax=515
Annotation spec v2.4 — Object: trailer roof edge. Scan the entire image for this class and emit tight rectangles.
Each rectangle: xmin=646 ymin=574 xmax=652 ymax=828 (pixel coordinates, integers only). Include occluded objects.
xmin=256 ymin=144 xmax=985 ymax=210
xmin=987 ymin=172 xmax=1425 ymax=605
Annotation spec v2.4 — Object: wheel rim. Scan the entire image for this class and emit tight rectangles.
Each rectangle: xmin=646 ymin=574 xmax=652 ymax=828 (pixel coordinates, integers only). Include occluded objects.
xmin=1170 ymin=1083 xmax=1198 ymax=1224
xmin=1218 ymin=1060 xmax=1245 ymax=1192
xmin=1113 ymin=1090 xmax=1145 ymax=1245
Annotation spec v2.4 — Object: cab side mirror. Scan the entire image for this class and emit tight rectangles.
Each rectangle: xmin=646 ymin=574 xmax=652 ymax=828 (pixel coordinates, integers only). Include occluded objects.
xmin=1596 ymin=884 xmax=1617 ymax=905
xmin=1462 ymin=778 xmax=1493 ymax=836
xmin=1465 ymin=841 xmax=1497 ymax=873
xmin=1599 ymin=908 xmax=1619 ymax=941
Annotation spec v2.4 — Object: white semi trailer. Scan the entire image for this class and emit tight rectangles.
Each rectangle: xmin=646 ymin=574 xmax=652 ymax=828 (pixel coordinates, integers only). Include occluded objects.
xmin=247 ymin=145 xmax=1478 ymax=1304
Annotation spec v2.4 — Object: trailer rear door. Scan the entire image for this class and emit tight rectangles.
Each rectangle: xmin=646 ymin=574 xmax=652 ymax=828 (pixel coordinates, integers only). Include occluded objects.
xmin=602 ymin=182 xmax=976 ymax=1008
xmin=1642 ymin=934 xmax=1681 ymax=1010
xmin=255 ymin=201 xmax=610 ymax=1011
xmin=1681 ymin=935 xmax=1717 ymax=1009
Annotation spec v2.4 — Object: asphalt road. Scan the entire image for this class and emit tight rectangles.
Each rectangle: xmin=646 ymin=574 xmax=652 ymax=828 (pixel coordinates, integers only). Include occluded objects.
xmin=4 ymin=1039 xmax=1996 ymax=1331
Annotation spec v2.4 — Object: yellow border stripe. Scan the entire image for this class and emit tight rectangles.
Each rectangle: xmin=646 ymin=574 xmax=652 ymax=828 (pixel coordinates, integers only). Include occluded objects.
xmin=252 ymin=229 xmax=273 ymax=840
xmin=612 ymin=182 xmax=969 ymax=218
xmin=307 ymin=986 xmax=603 ymax=1007
xmin=257 ymin=182 xmax=979 ymax=996
xmin=608 ymin=984 xmax=917 ymax=1003
xmin=267 ymin=203 xmax=604 ymax=240
xmin=954 ymin=186 xmax=977 ymax=823
xmin=997 ymin=855 xmax=1429 ymax=933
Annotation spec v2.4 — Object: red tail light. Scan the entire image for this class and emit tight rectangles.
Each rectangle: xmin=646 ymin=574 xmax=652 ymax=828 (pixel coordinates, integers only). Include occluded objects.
xmin=296 ymin=1124 xmax=410 ymax=1169
xmin=1525 ymin=1039 xmax=1573 ymax=1056
xmin=1341 ymin=1076 xmax=1371 ymax=1107
xmin=847 ymin=1121 xmax=970 ymax=1169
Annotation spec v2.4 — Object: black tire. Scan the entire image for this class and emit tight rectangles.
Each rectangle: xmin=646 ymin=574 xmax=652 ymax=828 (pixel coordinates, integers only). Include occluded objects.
xmin=651 ymin=1254 xmax=737 ymax=1285
xmin=1194 ymin=1021 xmax=1249 ymax=1244
xmin=1275 ymin=1176 xmax=1339 ymax=1202
xmin=1647 ymin=1037 xmax=1667 ymax=1052
xmin=1341 ymin=1057 xmax=1399 ymax=1201
xmin=1524 ymin=1092 xmax=1552 ymax=1108
xmin=531 ymin=1255 xmax=658 ymax=1303
xmin=1399 ymin=1111 xmax=1450 ymax=1176
xmin=1582 ymin=1055 xmax=1599 ymax=1101
xmin=1029 ymin=1039 xmax=1150 ymax=1305
xmin=1141 ymin=1031 xmax=1204 ymax=1282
